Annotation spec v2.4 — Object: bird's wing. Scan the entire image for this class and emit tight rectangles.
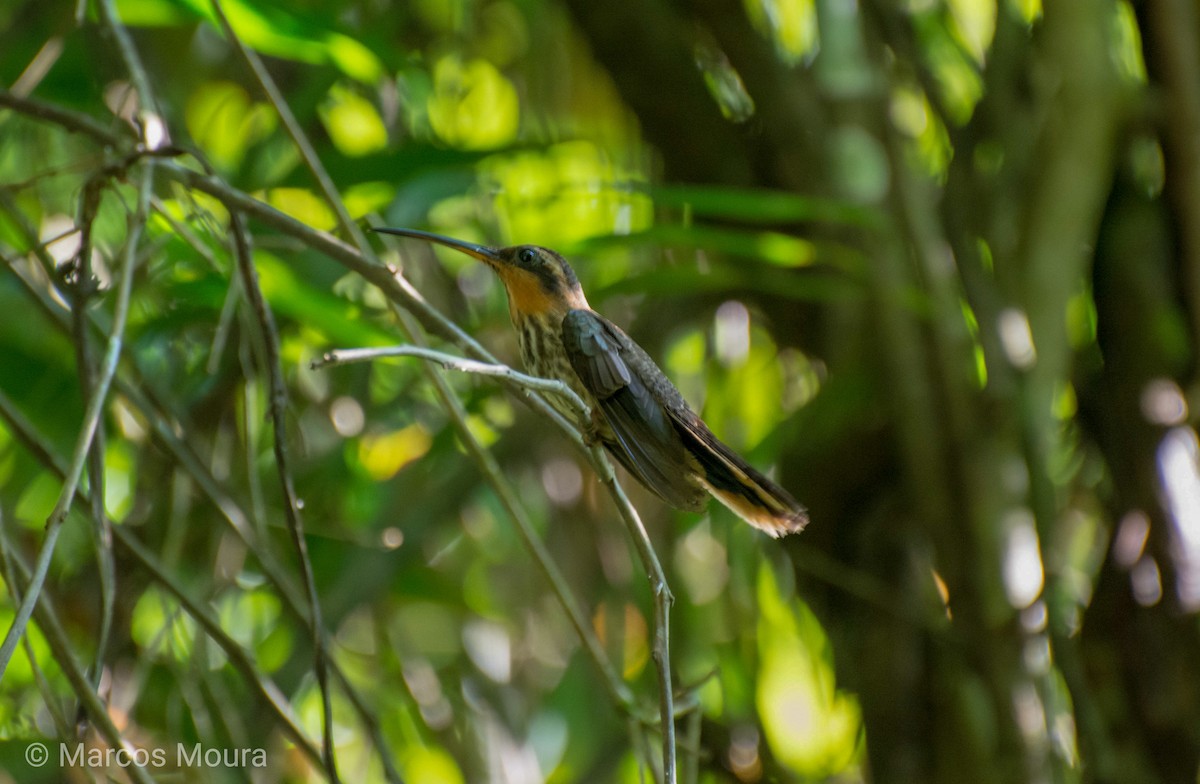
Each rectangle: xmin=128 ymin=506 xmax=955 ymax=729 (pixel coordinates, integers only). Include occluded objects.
xmin=561 ymin=309 xmax=703 ymax=511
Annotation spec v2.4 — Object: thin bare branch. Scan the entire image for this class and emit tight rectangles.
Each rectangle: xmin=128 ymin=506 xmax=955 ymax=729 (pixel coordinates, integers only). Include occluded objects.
xmin=589 ymin=442 xmax=676 ymax=783
xmin=0 ymin=163 xmax=151 ymax=678
xmin=0 ymin=529 xmax=156 ymax=784
xmin=314 ymin=345 xmax=593 ymax=421
xmin=2 ymin=243 xmax=403 ymax=784
xmin=229 ymin=211 xmax=341 ymax=783
xmin=0 ymin=88 xmax=129 ymax=147
xmin=113 ymin=527 xmax=325 ymax=767
xmin=0 ymin=391 xmax=327 ymax=769
xmin=208 ymin=0 xmax=368 ymax=243
xmin=68 ymin=171 xmax=116 ymax=702
xmin=157 ymin=161 xmax=584 ymax=440
xmin=96 ymin=0 xmax=159 ymax=149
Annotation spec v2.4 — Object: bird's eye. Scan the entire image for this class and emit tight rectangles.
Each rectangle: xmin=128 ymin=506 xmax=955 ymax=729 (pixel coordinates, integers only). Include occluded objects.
xmin=518 ymin=248 xmax=538 ymax=265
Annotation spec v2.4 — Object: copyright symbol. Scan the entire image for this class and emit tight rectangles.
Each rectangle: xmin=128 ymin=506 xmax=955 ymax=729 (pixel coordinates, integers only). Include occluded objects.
xmin=26 ymin=741 xmax=49 ymax=767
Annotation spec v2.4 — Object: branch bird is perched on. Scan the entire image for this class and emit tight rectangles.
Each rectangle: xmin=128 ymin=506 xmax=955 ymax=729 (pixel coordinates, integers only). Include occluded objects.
xmin=376 ymin=228 xmax=808 ymax=537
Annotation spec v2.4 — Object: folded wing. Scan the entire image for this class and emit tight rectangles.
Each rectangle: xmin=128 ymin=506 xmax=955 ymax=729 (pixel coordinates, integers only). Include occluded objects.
xmin=561 ymin=309 xmax=705 ymax=512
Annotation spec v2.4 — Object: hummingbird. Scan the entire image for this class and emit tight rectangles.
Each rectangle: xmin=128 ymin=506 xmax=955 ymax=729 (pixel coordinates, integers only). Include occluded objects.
xmin=375 ymin=228 xmax=808 ymax=537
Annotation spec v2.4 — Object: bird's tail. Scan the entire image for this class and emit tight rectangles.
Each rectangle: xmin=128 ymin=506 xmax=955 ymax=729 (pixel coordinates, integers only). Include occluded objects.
xmin=674 ymin=415 xmax=808 ymax=537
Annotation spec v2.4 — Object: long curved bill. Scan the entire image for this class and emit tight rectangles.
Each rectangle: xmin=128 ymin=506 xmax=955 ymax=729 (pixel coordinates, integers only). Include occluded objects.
xmin=372 ymin=227 xmax=503 ymax=267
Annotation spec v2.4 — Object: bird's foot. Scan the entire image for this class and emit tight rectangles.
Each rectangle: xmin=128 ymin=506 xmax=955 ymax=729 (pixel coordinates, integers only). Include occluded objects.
xmin=582 ymin=421 xmax=603 ymax=447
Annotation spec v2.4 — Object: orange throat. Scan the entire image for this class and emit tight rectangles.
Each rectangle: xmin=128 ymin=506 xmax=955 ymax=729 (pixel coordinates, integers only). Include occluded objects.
xmin=499 ymin=267 xmax=587 ymax=322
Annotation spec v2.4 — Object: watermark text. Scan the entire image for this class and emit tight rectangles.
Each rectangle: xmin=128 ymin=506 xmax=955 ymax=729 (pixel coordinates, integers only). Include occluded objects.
xmin=23 ymin=741 xmax=268 ymax=770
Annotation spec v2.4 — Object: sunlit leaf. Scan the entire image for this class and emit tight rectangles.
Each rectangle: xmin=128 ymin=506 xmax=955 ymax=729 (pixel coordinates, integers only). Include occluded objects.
xmin=0 ymin=607 xmax=52 ymax=690
xmin=588 ymin=225 xmax=848 ymax=269
xmin=102 ymin=439 xmax=135 ymax=522
xmin=185 ymin=81 xmax=277 ymax=172
xmin=14 ymin=472 xmax=58 ymax=527
xmin=258 ymin=187 xmax=336 ymax=231
xmin=913 ymin=11 xmax=984 ymax=124
xmin=325 ymin=33 xmax=385 ymax=83
xmin=150 ymin=0 xmax=384 ymax=81
xmin=131 ymin=587 xmax=198 ymax=664
xmin=321 ymin=85 xmax=389 ymax=157
xmin=428 ymin=56 xmax=520 ymax=149
xmin=358 ymin=424 xmax=433 ymax=481
xmin=1010 ymin=0 xmax=1042 ymax=22
xmin=465 ymin=413 xmax=500 ymax=447
xmin=216 ymin=588 xmax=283 ymax=658
xmin=756 ymin=565 xmax=862 ymax=777
xmin=343 ymin=181 xmax=397 ymax=217
xmin=697 ymin=41 xmax=755 ymax=123
xmin=743 ymin=0 xmax=819 ymax=62
xmin=253 ymin=251 xmax=398 ymax=348
xmin=892 ymin=84 xmax=952 ymax=178
xmin=703 ymin=323 xmax=786 ymax=447
xmin=477 ymin=142 xmax=653 ymax=248
xmin=114 ymin=0 xmax=193 ymax=25
xmin=402 ymin=747 xmax=465 ymax=784
xmin=947 ymin=0 xmax=996 ymax=63
xmin=1111 ymin=0 xmax=1147 ymax=83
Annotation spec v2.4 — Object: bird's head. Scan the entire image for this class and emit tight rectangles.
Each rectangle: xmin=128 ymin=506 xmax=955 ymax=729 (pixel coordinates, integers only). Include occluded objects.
xmin=375 ymin=228 xmax=589 ymax=323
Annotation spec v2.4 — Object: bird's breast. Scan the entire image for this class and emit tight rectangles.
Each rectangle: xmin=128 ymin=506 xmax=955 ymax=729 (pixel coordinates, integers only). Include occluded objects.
xmin=516 ymin=314 xmax=601 ymax=425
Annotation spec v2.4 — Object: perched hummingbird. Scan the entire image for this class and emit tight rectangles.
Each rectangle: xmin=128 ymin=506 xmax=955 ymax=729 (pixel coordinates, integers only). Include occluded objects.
xmin=375 ymin=228 xmax=808 ymax=537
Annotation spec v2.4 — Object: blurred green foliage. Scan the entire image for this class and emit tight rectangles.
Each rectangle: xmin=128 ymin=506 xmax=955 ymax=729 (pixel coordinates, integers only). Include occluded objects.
xmin=1 ymin=0 xmax=1198 ymax=783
